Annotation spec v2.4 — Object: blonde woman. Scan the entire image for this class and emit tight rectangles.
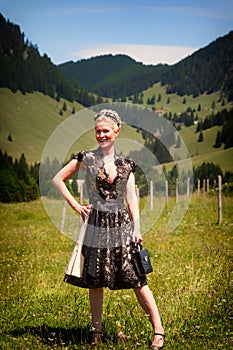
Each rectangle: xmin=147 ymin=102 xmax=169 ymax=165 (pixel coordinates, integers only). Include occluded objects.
xmin=53 ymin=109 xmax=164 ymax=348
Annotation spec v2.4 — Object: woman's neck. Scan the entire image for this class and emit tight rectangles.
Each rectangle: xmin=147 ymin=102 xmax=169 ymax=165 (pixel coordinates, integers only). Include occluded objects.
xmin=101 ymin=147 xmax=115 ymax=158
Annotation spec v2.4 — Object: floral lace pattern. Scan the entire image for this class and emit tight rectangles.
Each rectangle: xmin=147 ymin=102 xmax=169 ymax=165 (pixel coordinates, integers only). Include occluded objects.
xmin=64 ymin=148 xmax=147 ymax=290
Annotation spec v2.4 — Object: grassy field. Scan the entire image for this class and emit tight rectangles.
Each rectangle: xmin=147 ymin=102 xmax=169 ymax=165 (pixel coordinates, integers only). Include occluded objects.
xmin=0 ymin=88 xmax=83 ymax=162
xmin=179 ymin=125 xmax=233 ymax=172
xmin=142 ymin=82 xmax=231 ymax=118
xmin=0 ymin=195 xmax=232 ymax=349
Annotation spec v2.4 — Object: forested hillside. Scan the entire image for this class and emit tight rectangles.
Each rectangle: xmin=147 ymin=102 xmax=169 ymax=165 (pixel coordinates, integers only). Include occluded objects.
xmin=59 ymin=32 xmax=233 ymax=101
xmin=161 ymin=31 xmax=233 ymax=99
xmin=0 ymin=13 xmax=104 ymax=106
xmin=59 ymin=54 xmax=165 ymax=98
xmin=0 ymin=14 xmax=74 ymax=101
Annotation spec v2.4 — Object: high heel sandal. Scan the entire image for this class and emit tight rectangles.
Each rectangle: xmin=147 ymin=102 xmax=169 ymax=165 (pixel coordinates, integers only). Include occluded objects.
xmin=151 ymin=332 xmax=165 ymax=349
xmin=90 ymin=331 xmax=103 ymax=346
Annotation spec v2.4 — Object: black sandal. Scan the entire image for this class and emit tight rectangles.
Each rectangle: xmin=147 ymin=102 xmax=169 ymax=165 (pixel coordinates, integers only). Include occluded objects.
xmin=90 ymin=331 xmax=103 ymax=346
xmin=151 ymin=333 xmax=165 ymax=349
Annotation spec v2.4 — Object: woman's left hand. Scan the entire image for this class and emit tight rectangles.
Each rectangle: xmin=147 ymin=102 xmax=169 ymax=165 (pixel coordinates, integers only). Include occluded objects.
xmin=133 ymin=234 xmax=143 ymax=245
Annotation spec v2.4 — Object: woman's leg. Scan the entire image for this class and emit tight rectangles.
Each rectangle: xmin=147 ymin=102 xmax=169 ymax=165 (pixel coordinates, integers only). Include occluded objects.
xmin=89 ymin=288 xmax=104 ymax=345
xmin=89 ymin=288 xmax=104 ymax=332
xmin=134 ymin=285 xmax=164 ymax=347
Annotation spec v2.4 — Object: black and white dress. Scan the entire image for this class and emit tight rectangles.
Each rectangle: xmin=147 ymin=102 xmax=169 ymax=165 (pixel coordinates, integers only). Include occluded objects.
xmin=64 ymin=148 xmax=147 ymax=290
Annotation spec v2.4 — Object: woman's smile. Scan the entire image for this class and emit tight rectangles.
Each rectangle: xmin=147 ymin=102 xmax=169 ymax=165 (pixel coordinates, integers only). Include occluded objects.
xmin=95 ymin=121 xmax=118 ymax=149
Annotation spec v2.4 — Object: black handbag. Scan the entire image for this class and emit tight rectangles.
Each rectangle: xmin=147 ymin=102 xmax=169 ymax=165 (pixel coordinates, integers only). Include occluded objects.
xmin=131 ymin=243 xmax=153 ymax=276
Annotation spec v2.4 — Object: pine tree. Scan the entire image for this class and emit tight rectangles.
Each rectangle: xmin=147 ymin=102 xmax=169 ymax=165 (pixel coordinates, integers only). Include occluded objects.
xmin=62 ymin=102 xmax=67 ymax=111
xmin=213 ymin=131 xmax=222 ymax=148
xmin=198 ymin=131 xmax=204 ymax=142
xmin=196 ymin=121 xmax=203 ymax=133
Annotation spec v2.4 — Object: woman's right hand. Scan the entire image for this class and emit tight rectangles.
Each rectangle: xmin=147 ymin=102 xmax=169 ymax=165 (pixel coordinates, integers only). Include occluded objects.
xmin=74 ymin=203 xmax=92 ymax=221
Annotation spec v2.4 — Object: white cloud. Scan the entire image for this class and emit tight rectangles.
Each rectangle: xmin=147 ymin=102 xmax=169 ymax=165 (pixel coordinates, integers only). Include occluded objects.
xmin=72 ymin=44 xmax=197 ymax=65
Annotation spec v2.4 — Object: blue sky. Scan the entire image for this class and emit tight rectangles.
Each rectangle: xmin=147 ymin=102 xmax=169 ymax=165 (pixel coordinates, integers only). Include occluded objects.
xmin=1 ymin=0 xmax=233 ymax=65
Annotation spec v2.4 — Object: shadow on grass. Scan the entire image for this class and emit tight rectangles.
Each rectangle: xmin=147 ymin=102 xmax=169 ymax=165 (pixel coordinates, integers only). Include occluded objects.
xmin=7 ymin=324 xmax=115 ymax=347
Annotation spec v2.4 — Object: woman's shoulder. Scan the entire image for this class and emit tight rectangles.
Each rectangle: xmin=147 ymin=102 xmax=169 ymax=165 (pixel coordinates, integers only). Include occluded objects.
xmin=115 ymin=155 xmax=136 ymax=173
xmin=72 ymin=150 xmax=97 ymax=163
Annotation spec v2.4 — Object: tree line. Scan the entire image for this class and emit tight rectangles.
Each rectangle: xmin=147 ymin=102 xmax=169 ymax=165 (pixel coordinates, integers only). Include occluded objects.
xmin=1 ymin=13 xmax=233 ymax=107
xmin=59 ymin=33 xmax=233 ymax=101
xmin=0 ymin=150 xmax=39 ymax=202
xmin=1 ymin=149 xmax=233 ymax=203
xmin=195 ymin=108 xmax=233 ymax=149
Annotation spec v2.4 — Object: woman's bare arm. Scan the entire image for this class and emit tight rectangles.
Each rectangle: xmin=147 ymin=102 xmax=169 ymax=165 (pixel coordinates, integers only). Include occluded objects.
xmin=125 ymin=172 xmax=142 ymax=243
xmin=53 ymin=159 xmax=92 ymax=221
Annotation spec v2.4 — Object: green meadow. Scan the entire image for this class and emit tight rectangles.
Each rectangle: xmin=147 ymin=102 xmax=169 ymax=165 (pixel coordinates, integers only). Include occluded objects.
xmin=142 ymin=82 xmax=229 ymax=117
xmin=0 ymin=195 xmax=232 ymax=349
xmin=1 ymin=87 xmax=233 ymax=173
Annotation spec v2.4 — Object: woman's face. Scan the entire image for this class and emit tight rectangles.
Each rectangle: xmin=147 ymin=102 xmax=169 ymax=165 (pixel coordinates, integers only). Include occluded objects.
xmin=95 ymin=120 xmax=119 ymax=150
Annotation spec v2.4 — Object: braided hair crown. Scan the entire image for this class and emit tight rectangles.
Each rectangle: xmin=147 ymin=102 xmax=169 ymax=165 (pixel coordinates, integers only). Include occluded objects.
xmin=94 ymin=109 xmax=122 ymax=130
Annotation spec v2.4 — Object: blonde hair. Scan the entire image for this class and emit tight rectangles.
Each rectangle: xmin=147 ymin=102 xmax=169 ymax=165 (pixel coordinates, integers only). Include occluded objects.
xmin=94 ymin=109 xmax=121 ymax=132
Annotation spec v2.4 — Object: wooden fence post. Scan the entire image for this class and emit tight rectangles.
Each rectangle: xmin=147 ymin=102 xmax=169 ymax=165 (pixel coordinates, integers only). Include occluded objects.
xmin=187 ymin=177 xmax=190 ymax=198
xmin=197 ymin=178 xmax=200 ymax=195
xmin=176 ymin=178 xmax=179 ymax=203
xmin=207 ymin=179 xmax=209 ymax=194
xmin=165 ymin=180 xmax=168 ymax=207
xmin=218 ymin=175 xmax=222 ymax=224
xmin=150 ymin=180 xmax=153 ymax=210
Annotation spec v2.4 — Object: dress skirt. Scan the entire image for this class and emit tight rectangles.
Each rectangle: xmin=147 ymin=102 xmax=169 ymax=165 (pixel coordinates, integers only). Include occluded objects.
xmin=64 ymin=200 xmax=147 ymax=290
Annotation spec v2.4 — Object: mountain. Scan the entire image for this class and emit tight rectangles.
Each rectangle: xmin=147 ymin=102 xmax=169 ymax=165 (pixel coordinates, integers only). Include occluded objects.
xmin=59 ymin=54 xmax=166 ymax=98
xmin=161 ymin=31 xmax=233 ymax=98
xmin=1 ymin=12 xmax=232 ymax=103
xmin=0 ymin=13 xmax=232 ymax=170
xmin=59 ymin=31 xmax=233 ymax=100
xmin=0 ymin=13 xmax=74 ymax=101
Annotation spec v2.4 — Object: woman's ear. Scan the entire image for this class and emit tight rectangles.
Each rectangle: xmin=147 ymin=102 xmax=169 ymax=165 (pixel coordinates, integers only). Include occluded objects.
xmin=114 ymin=129 xmax=120 ymax=137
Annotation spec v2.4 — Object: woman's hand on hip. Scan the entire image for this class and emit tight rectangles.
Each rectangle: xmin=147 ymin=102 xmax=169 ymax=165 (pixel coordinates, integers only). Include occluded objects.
xmin=74 ymin=203 xmax=92 ymax=221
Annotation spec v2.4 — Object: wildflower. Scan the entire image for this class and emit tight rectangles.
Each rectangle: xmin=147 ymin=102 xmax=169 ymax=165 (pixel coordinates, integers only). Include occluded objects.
xmin=118 ymin=331 xmax=126 ymax=340
xmin=210 ymin=309 xmax=215 ymax=314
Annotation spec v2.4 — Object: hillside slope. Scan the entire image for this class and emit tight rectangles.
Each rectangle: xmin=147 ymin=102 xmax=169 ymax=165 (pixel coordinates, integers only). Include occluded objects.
xmin=0 ymin=89 xmax=143 ymax=163
xmin=0 ymin=88 xmax=232 ymax=172
xmin=0 ymin=88 xmax=83 ymax=162
xmin=59 ymin=54 xmax=165 ymax=98
xmin=58 ymin=32 xmax=233 ymax=100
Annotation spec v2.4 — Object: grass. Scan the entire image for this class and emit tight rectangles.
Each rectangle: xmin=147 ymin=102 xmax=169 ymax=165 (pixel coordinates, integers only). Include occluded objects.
xmin=179 ymin=125 xmax=233 ymax=172
xmin=142 ymin=82 xmax=232 ymax=118
xmin=0 ymin=86 xmax=233 ymax=173
xmin=0 ymin=195 xmax=232 ymax=349
xmin=0 ymin=88 xmax=83 ymax=163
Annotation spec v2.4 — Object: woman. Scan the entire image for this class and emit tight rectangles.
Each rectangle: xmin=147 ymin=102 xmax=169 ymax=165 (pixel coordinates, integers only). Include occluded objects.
xmin=53 ymin=109 xmax=164 ymax=348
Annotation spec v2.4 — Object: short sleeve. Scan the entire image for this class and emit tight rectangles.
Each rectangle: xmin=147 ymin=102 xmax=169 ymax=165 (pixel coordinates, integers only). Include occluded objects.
xmin=126 ymin=158 xmax=136 ymax=173
xmin=73 ymin=151 xmax=86 ymax=162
